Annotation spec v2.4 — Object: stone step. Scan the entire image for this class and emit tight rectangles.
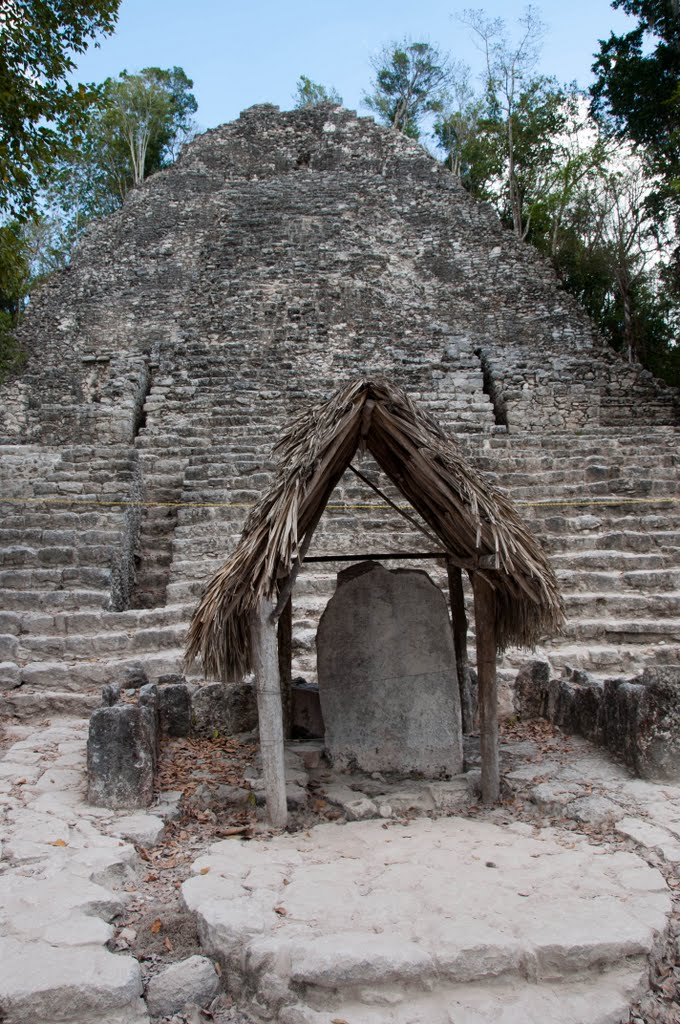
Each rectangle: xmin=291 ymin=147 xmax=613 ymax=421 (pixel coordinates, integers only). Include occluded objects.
xmin=0 ymin=510 xmax=123 ymax=530
xmin=279 ymin=970 xmax=648 ymax=1024
xmin=183 ymin=817 xmax=668 ymax=1024
xmin=555 ymin=567 xmax=680 ymax=592
xmin=0 ymin=544 xmax=115 ymax=568
xmin=15 ymin=648 xmax=186 ymax=691
xmin=550 ymin=549 xmax=667 ymax=571
xmin=0 ymin=588 xmax=111 ymax=612
xmin=544 ymin=531 xmax=680 ymax=555
xmin=0 ymin=689 xmax=101 ymax=720
xmin=15 ymin=622 xmax=187 ymax=662
xmin=562 ymin=590 xmax=680 ymax=618
xmin=505 ymin=641 xmax=680 ymax=675
xmin=560 ymin=617 xmax=680 ymax=643
xmin=0 ymin=567 xmax=112 ymax=591
xmin=0 ymin=602 xmax=192 ymax=638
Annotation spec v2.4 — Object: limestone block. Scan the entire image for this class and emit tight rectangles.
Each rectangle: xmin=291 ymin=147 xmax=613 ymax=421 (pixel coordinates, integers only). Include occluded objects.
xmin=0 ymin=660 xmax=21 ymax=690
xmin=514 ymin=660 xmax=550 ymax=719
xmin=158 ymin=682 xmax=191 ymax=737
xmin=191 ymin=680 xmax=257 ymax=737
xmin=114 ymin=813 xmax=165 ymax=847
xmin=0 ymin=938 xmax=147 ymax=1024
xmin=87 ymin=704 xmax=155 ymax=809
xmin=145 ymin=955 xmax=220 ymax=1016
xmin=634 ymin=667 xmax=680 ymax=780
xmin=317 ymin=562 xmax=463 ymax=776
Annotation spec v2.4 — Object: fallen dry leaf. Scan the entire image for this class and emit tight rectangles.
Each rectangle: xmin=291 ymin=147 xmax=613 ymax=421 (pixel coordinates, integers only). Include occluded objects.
xmin=163 ymin=936 xmax=174 ymax=952
xmin=50 ymin=838 xmax=68 ymax=847
xmin=274 ymin=906 xmax=288 ymax=916
xmin=150 ymin=919 xmax=162 ymax=934
xmin=138 ymin=846 xmax=151 ymax=862
xmin=200 ymin=866 xmax=210 ymax=875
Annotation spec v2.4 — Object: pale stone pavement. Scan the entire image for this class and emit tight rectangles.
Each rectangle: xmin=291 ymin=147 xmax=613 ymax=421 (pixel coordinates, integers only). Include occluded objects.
xmin=1 ymin=718 xmax=679 ymax=1024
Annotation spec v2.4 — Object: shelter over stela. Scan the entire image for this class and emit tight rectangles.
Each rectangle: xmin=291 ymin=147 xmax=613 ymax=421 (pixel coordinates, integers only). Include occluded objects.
xmin=186 ymin=377 xmax=564 ymax=825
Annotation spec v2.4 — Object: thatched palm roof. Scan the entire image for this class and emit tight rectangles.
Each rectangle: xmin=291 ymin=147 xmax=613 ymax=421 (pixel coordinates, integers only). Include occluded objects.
xmin=185 ymin=377 xmax=564 ymax=681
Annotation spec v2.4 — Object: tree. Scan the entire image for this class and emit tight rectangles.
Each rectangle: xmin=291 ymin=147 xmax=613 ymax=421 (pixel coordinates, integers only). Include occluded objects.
xmin=0 ymin=0 xmax=121 ymax=218
xmin=364 ymin=40 xmax=453 ymax=139
xmin=591 ymin=0 xmax=680 ymax=291
xmin=455 ymin=6 xmax=561 ymax=239
xmin=591 ymin=0 xmax=680 ymax=170
xmin=96 ymin=67 xmax=198 ymax=191
xmin=432 ymin=8 xmax=677 ymax=384
xmin=44 ymin=67 xmax=198 ymax=255
xmin=293 ymin=76 xmax=342 ymax=108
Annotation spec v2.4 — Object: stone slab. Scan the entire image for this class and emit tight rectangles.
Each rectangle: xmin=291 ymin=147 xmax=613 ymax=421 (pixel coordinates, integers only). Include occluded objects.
xmin=0 ymin=938 xmax=148 ymax=1024
xmin=145 ymin=954 xmax=220 ymax=1016
xmin=317 ymin=562 xmax=463 ymax=776
xmin=183 ymin=817 xmax=670 ymax=1019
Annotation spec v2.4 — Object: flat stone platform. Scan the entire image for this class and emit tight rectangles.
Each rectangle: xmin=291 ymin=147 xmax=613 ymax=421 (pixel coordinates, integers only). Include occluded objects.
xmin=183 ymin=817 xmax=670 ymax=1024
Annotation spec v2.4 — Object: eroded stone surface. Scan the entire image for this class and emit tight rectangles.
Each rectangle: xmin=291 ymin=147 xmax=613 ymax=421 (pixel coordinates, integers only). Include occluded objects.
xmin=317 ymin=562 xmax=463 ymax=776
xmin=183 ymin=817 xmax=670 ymax=1020
xmin=145 ymin=954 xmax=220 ymax=1016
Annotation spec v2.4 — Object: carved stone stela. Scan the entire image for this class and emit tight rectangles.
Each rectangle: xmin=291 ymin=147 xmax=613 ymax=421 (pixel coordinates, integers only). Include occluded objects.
xmin=317 ymin=561 xmax=464 ymax=776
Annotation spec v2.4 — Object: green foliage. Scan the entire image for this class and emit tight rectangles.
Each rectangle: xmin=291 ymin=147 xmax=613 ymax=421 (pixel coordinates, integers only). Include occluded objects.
xmin=43 ymin=66 xmax=198 ymax=257
xmin=591 ymin=1 xmax=680 ymax=165
xmin=0 ymin=0 xmax=121 ymax=218
xmin=364 ymin=40 xmax=453 ymax=139
xmin=433 ymin=5 xmax=678 ymax=388
xmin=591 ymin=0 xmax=680 ymax=293
xmin=0 ymin=223 xmax=31 ymax=381
xmin=293 ymin=75 xmax=342 ymax=108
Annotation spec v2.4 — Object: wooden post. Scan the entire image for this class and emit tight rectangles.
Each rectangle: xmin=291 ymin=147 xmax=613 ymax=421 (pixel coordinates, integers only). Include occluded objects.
xmin=251 ymin=596 xmax=288 ymax=828
xmin=446 ymin=559 xmax=474 ymax=734
xmin=472 ymin=573 xmax=500 ymax=804
xmin=277 ymin=596 xmax=293 ymax=738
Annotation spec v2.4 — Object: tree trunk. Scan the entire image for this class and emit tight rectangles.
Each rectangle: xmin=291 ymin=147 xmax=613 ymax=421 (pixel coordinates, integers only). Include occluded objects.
xmin=250 ymin=597 xmax=287 ymax=827
xmin=277 ymin=595 xmax=293 ymax=738
xmin=472 ymin=573 xmax=500 ymax=803
xmin=446 ymin=560 xmax=474 ymax=733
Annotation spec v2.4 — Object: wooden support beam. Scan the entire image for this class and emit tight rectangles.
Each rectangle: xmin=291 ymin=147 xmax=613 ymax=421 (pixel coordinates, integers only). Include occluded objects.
xmin=277 ymin=595 xmax=293 ymax=738
xmin=250 ymin=596 xmax=287 ymax=828
xmin=446 ymin=559 xmax=474 ymax=734
xmin=303 ymin=551 xmax=446 ymax=563
xmin=472 ymin=573 xmax=500 ymax=804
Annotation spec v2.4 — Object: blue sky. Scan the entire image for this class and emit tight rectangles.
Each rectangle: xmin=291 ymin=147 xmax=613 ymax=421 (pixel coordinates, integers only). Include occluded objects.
xmin=71 ymin=1 xmax=633 ymax=133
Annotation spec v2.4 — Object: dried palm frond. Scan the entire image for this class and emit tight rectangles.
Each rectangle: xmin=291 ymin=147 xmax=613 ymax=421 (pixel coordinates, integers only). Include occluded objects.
xmin=185 ymin=378 xmax=564 ymax=681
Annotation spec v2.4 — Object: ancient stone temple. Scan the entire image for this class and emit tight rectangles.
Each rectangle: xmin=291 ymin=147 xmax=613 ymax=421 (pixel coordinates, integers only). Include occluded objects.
xmin=0 ymin=102 xmax=678 ymax=722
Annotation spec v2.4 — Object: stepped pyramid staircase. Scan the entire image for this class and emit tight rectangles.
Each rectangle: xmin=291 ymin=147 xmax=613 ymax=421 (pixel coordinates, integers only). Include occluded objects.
xmin=1 ymin=333 xmax=678 ymax=721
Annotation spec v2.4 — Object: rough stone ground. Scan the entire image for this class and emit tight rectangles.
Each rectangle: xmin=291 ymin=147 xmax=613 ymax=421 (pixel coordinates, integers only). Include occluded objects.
xmin=0 ymin=716 xmax=679 ymax=1024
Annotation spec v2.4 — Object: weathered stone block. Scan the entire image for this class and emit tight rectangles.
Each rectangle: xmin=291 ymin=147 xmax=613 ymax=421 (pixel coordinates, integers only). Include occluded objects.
xmin=159 ymin=682 xmax=192 ymax=737
xmin=139 ymin=682 xmax=160 ymax=767
xmin=101 ymin=683 xmax=120 ymax=706
xmin=317 ymin=562 xmax=463 ymax=776
xmin=120 ymin=662 xmax=149 ymax=690
xmin=0 ymin=661 xmax=21 ymax=691
xmin=633 ymin=667 xmax=680 ymax=781
xmin=291 ymin=679 xmax=324 ymax=739
xmin=86 ymin=704 xmax=155 ymax=809
xmin=191 ymin=681 xmax=257 ymax=737
xmin=514 ymin=660 xmax=550 ymax=719
xmin=145 ymin=955 xmax=220 ymax=1017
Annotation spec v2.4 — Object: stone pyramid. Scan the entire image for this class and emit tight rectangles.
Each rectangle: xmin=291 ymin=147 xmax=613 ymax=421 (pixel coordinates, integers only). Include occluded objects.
xmin=1 ymin=102 xmax=678 ymax=720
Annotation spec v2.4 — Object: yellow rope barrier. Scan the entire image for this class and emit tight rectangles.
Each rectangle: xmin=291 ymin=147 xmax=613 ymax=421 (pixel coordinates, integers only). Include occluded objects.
xmin=1 ymin=496 xmax=679 ymax=510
